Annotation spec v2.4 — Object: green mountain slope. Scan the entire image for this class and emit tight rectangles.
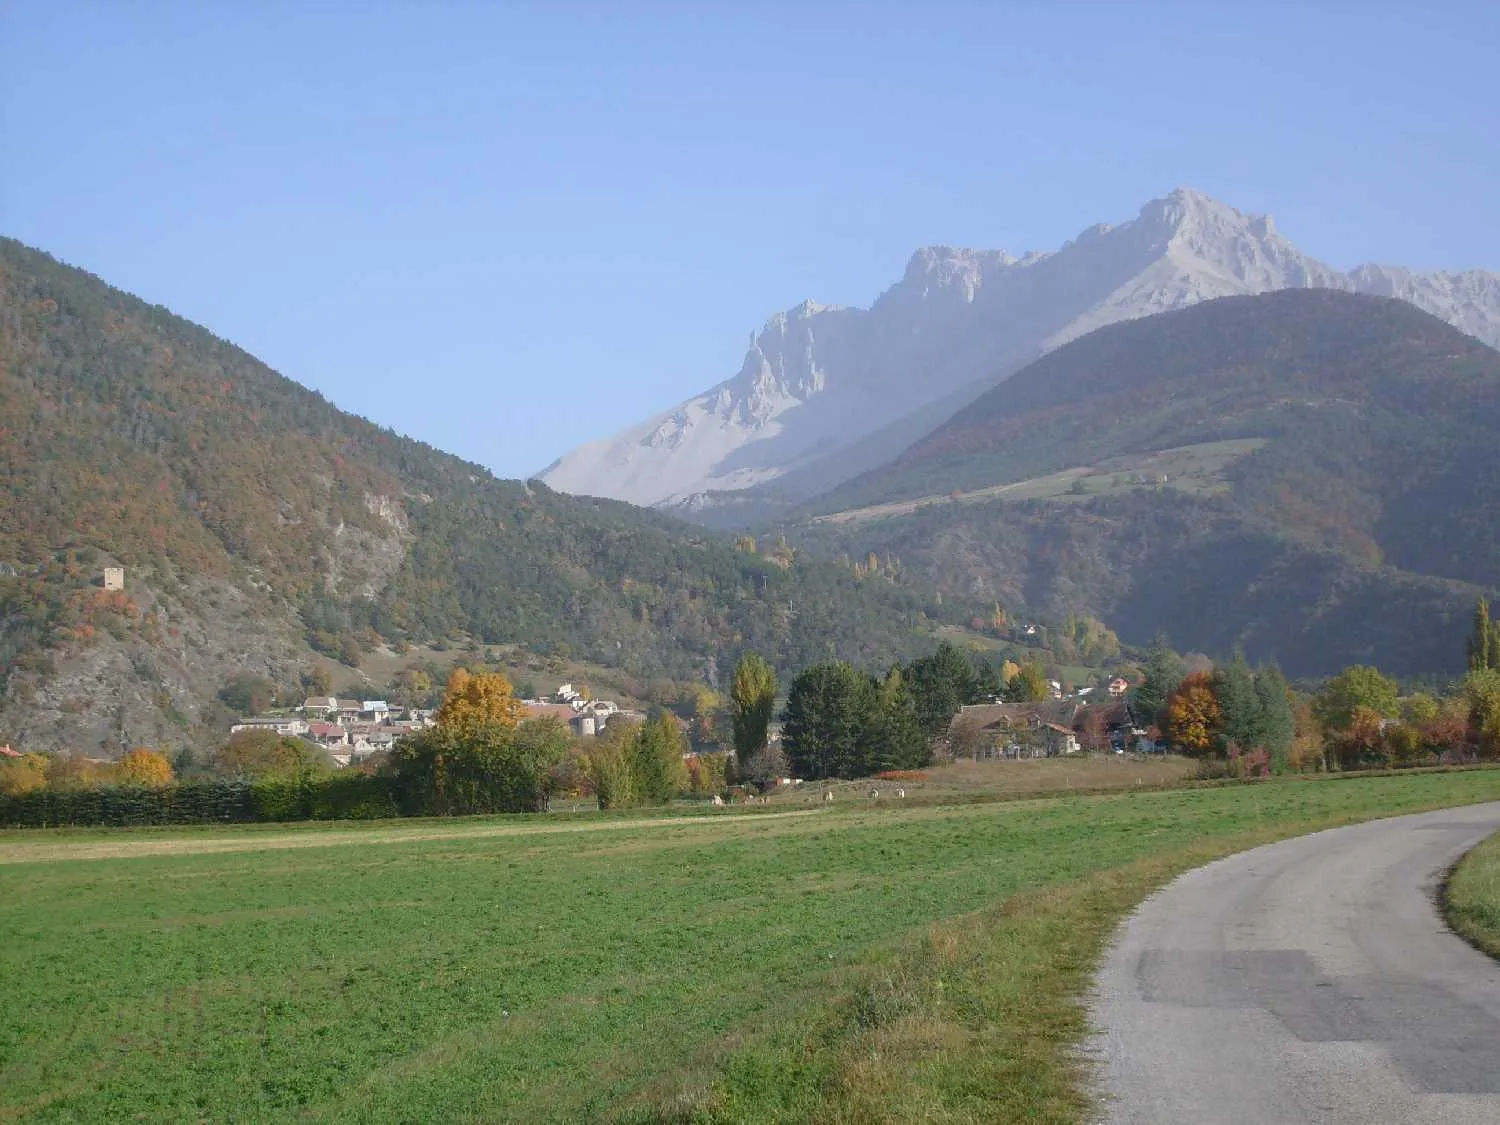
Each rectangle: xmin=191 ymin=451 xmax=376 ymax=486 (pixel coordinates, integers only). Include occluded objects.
xmin=0 ymin=239 xmax=960 ymax=752
xmin=789 ymin=291 xmax=1500 ymax=676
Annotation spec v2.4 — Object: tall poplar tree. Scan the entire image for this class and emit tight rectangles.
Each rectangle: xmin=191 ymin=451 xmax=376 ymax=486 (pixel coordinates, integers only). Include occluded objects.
xmin=730 ymin=653 xmax=777 ymax=761
xmin=1467 ymin=597 xmax=1500 ymax=672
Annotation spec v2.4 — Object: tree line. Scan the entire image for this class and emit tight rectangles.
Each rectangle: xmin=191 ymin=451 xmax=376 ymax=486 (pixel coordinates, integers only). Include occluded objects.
xmin=724 ymin=641 xmax=1052 ymax=783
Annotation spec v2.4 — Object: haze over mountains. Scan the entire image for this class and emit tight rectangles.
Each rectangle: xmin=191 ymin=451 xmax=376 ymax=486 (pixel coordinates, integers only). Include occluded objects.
xmin=791 ymin=289 xmax=1500 ymax=677
xmin=538 ymin=189 xmax=1500 ymax=516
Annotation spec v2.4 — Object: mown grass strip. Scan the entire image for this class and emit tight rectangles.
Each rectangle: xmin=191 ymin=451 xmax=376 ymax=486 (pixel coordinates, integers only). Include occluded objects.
xmin=1444 ymin=828 xmax=1500 ymax=960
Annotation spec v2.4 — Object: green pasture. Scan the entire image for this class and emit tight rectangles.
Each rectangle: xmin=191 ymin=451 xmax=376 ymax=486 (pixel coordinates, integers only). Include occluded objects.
xmin=4 ymin=770 xmax=1500 ymax=1123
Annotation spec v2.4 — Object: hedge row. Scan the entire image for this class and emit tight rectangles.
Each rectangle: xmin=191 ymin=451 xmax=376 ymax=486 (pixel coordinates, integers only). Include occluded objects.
xmin=0 ymin=775 xmax=401 ymax=828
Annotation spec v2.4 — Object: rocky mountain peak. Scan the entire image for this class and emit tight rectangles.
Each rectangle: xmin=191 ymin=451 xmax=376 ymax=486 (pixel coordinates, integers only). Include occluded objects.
xmin=537 ymin=191 xmax=1500 ymax=511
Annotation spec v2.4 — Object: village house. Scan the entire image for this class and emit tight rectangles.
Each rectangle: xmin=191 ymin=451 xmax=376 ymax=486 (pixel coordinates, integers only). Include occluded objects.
xmin=1108 ymin=677 xmax=1131 ymax=699
xmin=306 ymin=723 xmax=350 ymax=756
xmin=1041 ymin=722 xmax=1081 ymax=756
xmin=230 ymin=716 xmax=310 ymax=738
xmin=948 ymin=699 xmax=1136 ymax=759
xmin=102 ymin=567 xmax=124 ymax=591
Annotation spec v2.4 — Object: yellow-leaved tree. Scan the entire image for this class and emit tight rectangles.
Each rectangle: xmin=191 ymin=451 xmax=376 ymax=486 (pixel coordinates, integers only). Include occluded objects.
xmin=436 ymin=668 xmax=524 ymax=734
xmin=0 ymin=751 xmax=49 ymax=796
xmin=1165 ymin=671 xmax=1222 ymax=756
xmin=118 ymin=748 xmax=175 ymax=786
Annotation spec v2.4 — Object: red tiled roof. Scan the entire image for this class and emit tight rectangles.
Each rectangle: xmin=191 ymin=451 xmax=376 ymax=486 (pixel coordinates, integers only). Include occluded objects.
xmin=523 ymin=703 xmax=578 ymax=722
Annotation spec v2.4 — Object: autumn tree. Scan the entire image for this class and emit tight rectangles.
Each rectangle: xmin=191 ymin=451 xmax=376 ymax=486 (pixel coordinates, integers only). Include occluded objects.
xmin=300 ymin=665 xmax=333 ymax=697
xmin=1005 ymin=661 xmax=1050 ymax=703
xmin=1464 ymin=669 xmax=1500 ymax=758
xmin=387 ymin=667 xmax=434 ymax=708
xmin=391 ymin=717 xmax=567 ymax=815
xmin=44 ymin=753 xmax=116 ymax=790
xmin=687 ymin=751 xmax=729 ymax=795
xmin=587 ymin=722 xmax=639 ymax=810
xmin=436 ymin=668 xmax=524 ymax=734
xmin=215 ymin=730 xmax=334 ymax=782
xmin=730 ymin=653 xmax=776 ymax=762
xmin=118 ymin=748 xmax=174 ymax=786
xmin=1312 ymin=666 xmax=1399 ymax=733
xmin=0 ymin=752 xmax=48 ymax=796
xmin=1401 ymin=693 xmax=1441 ymax=725
xmin=1165 ymin=672 xmax=1222 ymax=756
xmin=1325 ymin=706 xmax=1388 ymax=770
xmin=688 ymin=685 xmax=724 ymax=748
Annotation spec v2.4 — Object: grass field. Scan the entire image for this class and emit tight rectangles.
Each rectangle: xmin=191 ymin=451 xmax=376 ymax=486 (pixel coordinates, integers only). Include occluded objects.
xmin=810 ymin=438 xmax=1266 ymax=525
xmin=5 ymin=770 xmax=1500 ymax=1123
xmin=760 ymin=753 xmax=1201 ymax=804
xmin=1444 ymin=827 xmax=1500 ymax=960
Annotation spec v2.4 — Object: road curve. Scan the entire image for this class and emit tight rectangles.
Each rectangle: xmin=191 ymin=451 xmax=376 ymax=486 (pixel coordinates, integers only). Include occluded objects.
xmin=1089 ymin=802 xmax=1500 ymax=1125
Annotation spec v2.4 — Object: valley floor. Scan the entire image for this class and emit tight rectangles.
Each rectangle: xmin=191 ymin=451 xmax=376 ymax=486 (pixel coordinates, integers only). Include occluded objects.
xmin=5 ymin=769 xmax=1500 ymax=1123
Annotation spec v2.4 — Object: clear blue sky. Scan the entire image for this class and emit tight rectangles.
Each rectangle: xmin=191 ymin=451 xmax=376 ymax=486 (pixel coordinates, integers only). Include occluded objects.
xmin=4 ymin=1 xmax=1497 ymax=481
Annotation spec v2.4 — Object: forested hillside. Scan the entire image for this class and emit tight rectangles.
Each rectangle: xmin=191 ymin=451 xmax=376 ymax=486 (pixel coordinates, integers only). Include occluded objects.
xmin=0 ymin=239 xmax=963 ymax=752
xmin=790 ymin=292 xmax=1500 ymax=676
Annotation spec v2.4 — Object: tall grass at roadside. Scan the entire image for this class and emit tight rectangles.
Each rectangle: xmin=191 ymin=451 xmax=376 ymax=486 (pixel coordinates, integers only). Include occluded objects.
xmin=1444 ymin=828 xmax=1500 ymax=960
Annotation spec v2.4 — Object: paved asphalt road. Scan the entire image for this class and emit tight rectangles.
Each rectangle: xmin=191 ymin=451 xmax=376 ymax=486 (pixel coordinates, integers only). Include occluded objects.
xmin=1089 ymin=802 xmax=1500 ymax=1125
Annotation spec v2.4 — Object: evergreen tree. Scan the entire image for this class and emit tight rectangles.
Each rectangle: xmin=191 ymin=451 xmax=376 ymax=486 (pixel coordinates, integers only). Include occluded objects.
xmin=1255 ymin=663 xmax=1296 ymax=773
xmin=972 ymin=658 xmax=1004 ymax=703
xmin=906 ymin=641 xmax=978 ymax=741
xmin=1213 ymin=654 xmax=1264 ymax=753
xmin=782 ymin=662 xmax=877 ymax=780
xmin=1132 ymin=633 xmax=1184 ymax=724
xmin=864 ymin=666 xmax=929 ymax=772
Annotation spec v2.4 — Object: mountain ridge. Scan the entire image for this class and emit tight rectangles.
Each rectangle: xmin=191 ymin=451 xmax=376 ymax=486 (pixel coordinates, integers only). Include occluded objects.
xmin=783 ymin=289 xmax=1500 ymax=676
xmin=0 ymin=238 xmax=967 ymax=753
xmin=539 ymin=189 xmax=1500 ymax=514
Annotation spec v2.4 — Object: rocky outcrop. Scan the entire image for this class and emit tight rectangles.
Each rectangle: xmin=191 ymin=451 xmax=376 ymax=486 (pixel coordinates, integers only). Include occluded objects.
xmin=538 ymin=189 xmax=1500 ymax=511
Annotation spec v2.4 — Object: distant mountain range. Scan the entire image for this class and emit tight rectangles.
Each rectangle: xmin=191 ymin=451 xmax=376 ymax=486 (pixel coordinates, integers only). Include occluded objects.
xmin=787 ymin=290 xmax=1500 ymax=677
xmin=538 ymin=189 xmax=1500 ymax=518
xmin=0 ymin=239 xmax=965 ymax=753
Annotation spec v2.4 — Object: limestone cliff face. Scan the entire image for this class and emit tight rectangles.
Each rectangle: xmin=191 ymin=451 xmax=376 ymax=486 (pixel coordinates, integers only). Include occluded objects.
xmin=538 ymin=189 xmax=1500 ymax=511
